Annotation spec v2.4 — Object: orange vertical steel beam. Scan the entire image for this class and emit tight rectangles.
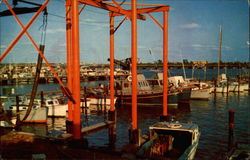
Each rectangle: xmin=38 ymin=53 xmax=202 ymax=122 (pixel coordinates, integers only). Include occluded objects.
xmin=109 ymin=13 xmax=115 ymax=112
xmin=131 ymin=0 xmax=138 ymax=130
xmin=66 ymin=0 xmax=73 ymax=122
xmin=71 ymin=0 xmax=81 ymax=139
xmin=162 ymin=11 xmax=168 ymax=117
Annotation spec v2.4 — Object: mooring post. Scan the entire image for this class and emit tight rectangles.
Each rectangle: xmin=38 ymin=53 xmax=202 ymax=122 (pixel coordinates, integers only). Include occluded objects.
xmin=84 ymin=86 xmax=88 ymax=114
xmin=120 ymin=81 xmax=123 ymax=105
xmin=199 ymin=79 xmax=201 ymax=89
xmin=226 ymin=77 xmax=229 ymax=97
xmin=237 ymin=75 xmax=240 ymax=93
xmin=40 ymin=91 xmax=44 ymax=107
xmin=228 ymin=110 xmax=235 ymax=151
xmin=16 ymin=95 xmax=20 ymax=124
xmin=108 ymin=110 xmax=117 ymax=146
xmin=214 ymin=78 xmax=217 ymax=103
xmin=104 ymin=85 xmax=107 ymax=114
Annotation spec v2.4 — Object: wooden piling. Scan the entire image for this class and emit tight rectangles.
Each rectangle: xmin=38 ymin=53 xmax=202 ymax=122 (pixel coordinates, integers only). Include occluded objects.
xmin=108 ymin=110 xmax=116 ymax=146
xmin=16 ymin=95 xmax=20 ymax=124
xmin=226 ymin=77 xmax=229 ymax=97
xmin=129 ymin=128 xmax=141 ymax=146
xmin=237 ymin=75 xmax=240 ymax=94
xmin=228 ymin=110 xmax=235 ymax=151
xmin=84 ymin=87 xmax=88 ymax=114
xmin=40 ymin=91 xmax=44 ymax=107
xmin=214 ymin=79 xmax=217 ymax=103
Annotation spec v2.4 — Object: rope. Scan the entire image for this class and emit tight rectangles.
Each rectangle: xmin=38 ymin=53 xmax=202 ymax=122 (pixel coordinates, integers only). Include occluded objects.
xmin=18 ymin=9 xmax=48 ymax=124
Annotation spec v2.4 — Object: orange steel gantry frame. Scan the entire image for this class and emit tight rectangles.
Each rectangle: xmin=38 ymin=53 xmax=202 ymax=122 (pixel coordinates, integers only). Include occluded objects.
xmin=66 ymin=0 xmax=170 ymax=140
xmin=0 ymin=0 xmax=170 ymax=141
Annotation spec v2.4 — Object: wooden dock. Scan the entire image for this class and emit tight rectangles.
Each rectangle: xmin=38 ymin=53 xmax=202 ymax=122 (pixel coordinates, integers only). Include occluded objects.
xmin=81 ymin=121 xmax=115 ymax=136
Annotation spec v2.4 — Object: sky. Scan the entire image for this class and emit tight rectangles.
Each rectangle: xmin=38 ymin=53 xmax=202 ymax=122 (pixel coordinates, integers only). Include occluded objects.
xmin=0 ymin=0 xmax=249 ymax=63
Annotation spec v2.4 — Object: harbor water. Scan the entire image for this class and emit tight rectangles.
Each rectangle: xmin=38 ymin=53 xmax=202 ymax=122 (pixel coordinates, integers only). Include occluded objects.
xmin=0 ymin=68 xmax=249 ymax=159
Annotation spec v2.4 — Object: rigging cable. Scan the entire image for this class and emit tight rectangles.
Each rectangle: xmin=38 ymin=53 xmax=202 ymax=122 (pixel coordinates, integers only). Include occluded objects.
xmin=19 ymin=8 xmax=48 ymax=124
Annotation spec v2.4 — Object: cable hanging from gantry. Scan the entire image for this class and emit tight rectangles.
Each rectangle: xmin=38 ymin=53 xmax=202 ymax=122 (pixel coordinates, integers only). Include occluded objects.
xmin=19 ymin=8 xmax=48 ymax=124
xmin=0 ymin=0 xmax=44 ymax=17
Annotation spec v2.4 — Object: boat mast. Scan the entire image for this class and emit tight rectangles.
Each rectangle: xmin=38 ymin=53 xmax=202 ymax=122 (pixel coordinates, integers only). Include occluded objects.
xmin=180 ymin=52 xmax=186 ymax=80
xmin=218 ymin=25 xmax=223 ymax=78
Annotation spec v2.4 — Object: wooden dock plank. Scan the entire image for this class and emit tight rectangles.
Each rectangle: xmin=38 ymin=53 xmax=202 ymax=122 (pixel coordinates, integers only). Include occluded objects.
xmin=81 ymin=121 xmax=115 ymax=136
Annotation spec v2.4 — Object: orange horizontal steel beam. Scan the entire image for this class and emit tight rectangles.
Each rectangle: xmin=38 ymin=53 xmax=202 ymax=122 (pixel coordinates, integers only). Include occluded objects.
xmin=112 ymin=6 xmax=170 ymax=17
xmin=78 ymin=0 xmax=146 ymax=20
xmin=104 ymin=2 xmax=166 ymax=7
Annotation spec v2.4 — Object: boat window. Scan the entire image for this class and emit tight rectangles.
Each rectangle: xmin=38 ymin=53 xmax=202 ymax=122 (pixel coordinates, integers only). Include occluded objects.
xmin=115 ymin=82 xmax=121 ymax=90
xmin=54 ymin=100 xmax=59 ymax=105
xmin=48 ymin=101 xmax=53 ymax=105
xmin=138 ymin=82 xmax=142 ymax=87
xmin=10 ymin=106 xmax=13 ymax=109
xmin=23 ymin=107 xmax=26 ymax=109
xmin=33 ymin=100 xmax=37 ymax=104
xmin=124 ymin=83 xmax=129 ymax=88
xmin=149 ymin=80 xmax=158 ymax=86
xmin=9 ymin=97 xmax=16 ymax=103
xmin=0 ymin=98 xmax=8 ymax=103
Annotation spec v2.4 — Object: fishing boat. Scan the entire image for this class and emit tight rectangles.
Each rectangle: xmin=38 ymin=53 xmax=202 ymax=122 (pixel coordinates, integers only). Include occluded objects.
xmin=31 ymin=97 xmax=68 ymax=117
xmin=190 ymin=87 xmax=211 ymax=100
xmin=137 ymin=121 xmax=200 ymax=159
xmin=87 ymin=96 xmax=117 ymax=111
xmin=19 ymin=106 xmax=48 ymax=123
xmin=153 ymin=73 xmax=211 ymax=100
xmin=185 ymin=79 xmax=211 ymax=100
xmin=0 ymin=95 xmax=48 ymax=126
xmin=84 ymin=86 xmax=117 ymax=111
xmin=215 ymin=74 xmax=249 ymax=93
xmin=148 ymin=73 xmax=192 ymax=104
xmin=115 ymin=73 xmax=191 ymax=106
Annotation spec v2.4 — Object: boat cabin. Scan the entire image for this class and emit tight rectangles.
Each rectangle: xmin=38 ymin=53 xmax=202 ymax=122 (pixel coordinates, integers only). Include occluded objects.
xmin=115 ymin=74 xmax=152 ymax=95
xmin=138 ymin=121 xmax=200 ymax=159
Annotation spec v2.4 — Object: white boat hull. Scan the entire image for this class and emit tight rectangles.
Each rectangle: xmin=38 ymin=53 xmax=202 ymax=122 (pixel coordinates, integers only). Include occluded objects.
xmin=191 ymin=88 xmax=210 ymax=100
xmin=20 ymin=106 xmax=48 ymax=123
xmin=229 ymin=83 xmax=249 ymax=92
xmin=88 ymin=97 xmax=117 ymax=111
xmin=215 ymin=83 xmax=249 ymax=93
xmin=48 ymin=104 xmax=68 ymax=117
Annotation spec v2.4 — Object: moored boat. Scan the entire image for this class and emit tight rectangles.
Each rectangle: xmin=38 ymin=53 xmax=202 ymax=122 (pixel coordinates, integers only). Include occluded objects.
xmin=115 ymin=73 xmax=185 ymax=106
xmin=137 ymin=121 xmax=200 ymax=159
xmin=31 ymin=97 xmax=68 ymax=117
xmin=0 ymin=95 xmax=48 ymax=125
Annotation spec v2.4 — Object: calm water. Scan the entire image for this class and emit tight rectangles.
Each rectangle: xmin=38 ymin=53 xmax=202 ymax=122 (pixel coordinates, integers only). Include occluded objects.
xmin=81 ymin=92 xmax=250 ymax=160
xmin=1 ymin=69 xmax=249 ymax=159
